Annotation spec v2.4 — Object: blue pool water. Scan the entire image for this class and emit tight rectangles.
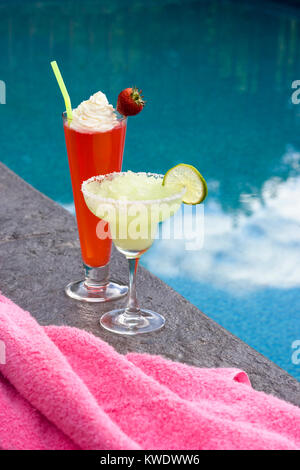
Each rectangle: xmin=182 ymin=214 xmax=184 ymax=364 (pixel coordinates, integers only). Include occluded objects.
xmin=0 ymin=0 xmax=300 ymax=379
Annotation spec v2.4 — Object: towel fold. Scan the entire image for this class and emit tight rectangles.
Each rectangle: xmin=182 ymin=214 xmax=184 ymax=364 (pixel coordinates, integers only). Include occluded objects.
xmin=0 ymin=294 xmax=299 ymax=450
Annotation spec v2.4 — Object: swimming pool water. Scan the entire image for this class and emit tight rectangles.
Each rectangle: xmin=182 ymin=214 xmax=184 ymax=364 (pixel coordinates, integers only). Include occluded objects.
xmin=0 ymin=0 xmax=299 ymax=379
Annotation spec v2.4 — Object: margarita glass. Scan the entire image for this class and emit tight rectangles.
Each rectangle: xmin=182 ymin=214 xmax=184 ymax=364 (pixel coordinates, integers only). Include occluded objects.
xmin=82 ymin=171 xmax=185 ymax=334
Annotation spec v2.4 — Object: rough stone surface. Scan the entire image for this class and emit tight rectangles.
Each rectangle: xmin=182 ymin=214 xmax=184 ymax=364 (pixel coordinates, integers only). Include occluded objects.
xmin=0 ymin=162 xmax=299 ymax=406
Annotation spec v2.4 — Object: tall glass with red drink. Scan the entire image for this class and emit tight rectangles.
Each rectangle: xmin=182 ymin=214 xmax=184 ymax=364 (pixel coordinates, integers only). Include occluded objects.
xmin=62 ymin=103 xmax=128 ymax=302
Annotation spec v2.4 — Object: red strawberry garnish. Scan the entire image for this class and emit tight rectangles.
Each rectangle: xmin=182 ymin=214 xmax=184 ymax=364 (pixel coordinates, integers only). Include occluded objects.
xmin=117 ymin=87 xmax=145 ymax=116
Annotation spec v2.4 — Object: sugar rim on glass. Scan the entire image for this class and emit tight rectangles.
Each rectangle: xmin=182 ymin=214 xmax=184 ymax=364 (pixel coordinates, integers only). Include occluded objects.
xmin=81 ymin=172 xmax=186 ymax=205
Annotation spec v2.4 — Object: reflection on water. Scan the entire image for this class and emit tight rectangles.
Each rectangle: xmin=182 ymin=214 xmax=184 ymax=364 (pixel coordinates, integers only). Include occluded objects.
xmin=0 ymin=0 xmax=300 ymax=378
xmin=143 ymin=167 xmax=300 ymax=379
xmin=145 ymin=173 xmax=300 ymax=291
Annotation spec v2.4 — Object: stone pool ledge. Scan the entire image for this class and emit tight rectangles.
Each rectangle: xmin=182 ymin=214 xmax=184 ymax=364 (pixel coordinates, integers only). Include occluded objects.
xmin=0 ymin=161 xmax=299 ymax=407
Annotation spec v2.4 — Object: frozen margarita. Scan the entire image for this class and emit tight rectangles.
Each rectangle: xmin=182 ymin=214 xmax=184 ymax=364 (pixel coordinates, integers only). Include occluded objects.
xmin=82 ymin=164 xmax=206 ymax=335
xmin=82 ymin=171 xmax=185 ymax=255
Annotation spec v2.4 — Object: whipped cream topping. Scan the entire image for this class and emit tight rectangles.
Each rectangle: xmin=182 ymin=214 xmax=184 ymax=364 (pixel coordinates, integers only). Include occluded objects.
xmin=70 ymin=91 xmax=119 ymax=132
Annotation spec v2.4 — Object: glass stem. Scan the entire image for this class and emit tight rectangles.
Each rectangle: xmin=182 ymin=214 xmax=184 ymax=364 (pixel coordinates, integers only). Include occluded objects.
xmin=125 ymin=257 xmax=140 ymax=315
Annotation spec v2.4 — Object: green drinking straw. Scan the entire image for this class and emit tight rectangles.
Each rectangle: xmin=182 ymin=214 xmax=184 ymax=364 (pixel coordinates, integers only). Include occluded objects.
xmin=50 ymin=60 xmax=73 ymax=122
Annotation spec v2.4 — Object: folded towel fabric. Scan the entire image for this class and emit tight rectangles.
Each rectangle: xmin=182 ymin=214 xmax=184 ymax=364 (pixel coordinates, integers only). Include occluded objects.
xmin=0 ymin=294 xmax=299 ymax=450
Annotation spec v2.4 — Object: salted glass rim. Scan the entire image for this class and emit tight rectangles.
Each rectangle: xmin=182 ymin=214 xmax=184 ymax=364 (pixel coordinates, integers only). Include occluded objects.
xmin=81 ymin=172 xmax=186 ymax=206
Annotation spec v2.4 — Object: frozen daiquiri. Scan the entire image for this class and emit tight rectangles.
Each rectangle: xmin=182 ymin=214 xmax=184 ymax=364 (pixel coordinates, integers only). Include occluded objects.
xmin=82 ymin=164 xmax=207 ymax=335
xmin=63 ymin=92 xmax=126 ymax=267
xmin=51 ymin=61 xmax=145 ymax=302
xmin=62 ymin=91 xmax=127 ymax=302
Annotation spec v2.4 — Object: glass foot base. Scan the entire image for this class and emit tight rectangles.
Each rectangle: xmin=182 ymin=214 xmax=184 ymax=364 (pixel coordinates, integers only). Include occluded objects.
xmin=65 ymin=280 xmax=128 ymax=303
xmin=100 ymin=309 xmax=165 ymax=335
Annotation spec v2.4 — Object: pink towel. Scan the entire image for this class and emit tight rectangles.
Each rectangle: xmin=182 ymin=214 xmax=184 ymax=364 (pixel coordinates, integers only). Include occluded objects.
xmin=0 ymin=294 xmax=299 ymax=450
